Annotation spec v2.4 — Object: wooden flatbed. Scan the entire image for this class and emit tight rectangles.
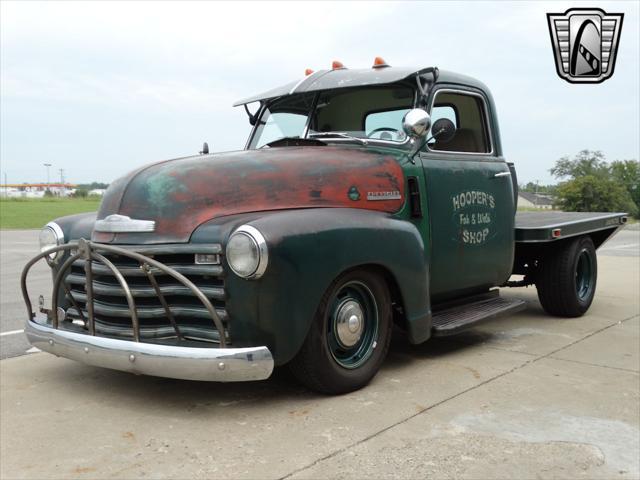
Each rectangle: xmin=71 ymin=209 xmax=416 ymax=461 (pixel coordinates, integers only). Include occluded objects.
xmin=515 ymin=211 xmax=628 ymax=243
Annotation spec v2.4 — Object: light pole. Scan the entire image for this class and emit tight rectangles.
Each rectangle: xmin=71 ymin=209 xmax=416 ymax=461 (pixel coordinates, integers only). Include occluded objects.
xmin=534 ymin=179 xmax=539 ymax=207
xmin=44 ymin=163 xmax=52 ymax=193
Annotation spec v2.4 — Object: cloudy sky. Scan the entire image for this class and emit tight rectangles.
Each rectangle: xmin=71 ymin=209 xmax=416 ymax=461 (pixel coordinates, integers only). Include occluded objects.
xmin=1 ymin=1 xmax=638 ymax=185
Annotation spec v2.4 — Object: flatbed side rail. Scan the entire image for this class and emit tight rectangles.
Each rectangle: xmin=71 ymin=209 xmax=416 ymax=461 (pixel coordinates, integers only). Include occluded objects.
xmin=20 ymin=238 xmax=228 ymax=348
xmin=515 ymin=211 xmax=628 ymax=243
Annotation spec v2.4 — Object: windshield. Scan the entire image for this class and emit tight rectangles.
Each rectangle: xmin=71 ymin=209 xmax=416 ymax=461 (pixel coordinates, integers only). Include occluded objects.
xmin=248 ymin=85 xmax=414 ymax=149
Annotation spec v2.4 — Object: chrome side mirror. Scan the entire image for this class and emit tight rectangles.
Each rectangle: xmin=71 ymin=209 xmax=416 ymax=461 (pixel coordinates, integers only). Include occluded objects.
xmin=402 ymin=109 xmax=431 ymax=139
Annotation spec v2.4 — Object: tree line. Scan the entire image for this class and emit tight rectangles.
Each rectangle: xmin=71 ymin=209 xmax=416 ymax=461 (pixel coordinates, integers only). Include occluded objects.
xmin=72 ymin=182 xmax=110 ymax=198
xmin=521 ymin=150 xmax=638 ymax=217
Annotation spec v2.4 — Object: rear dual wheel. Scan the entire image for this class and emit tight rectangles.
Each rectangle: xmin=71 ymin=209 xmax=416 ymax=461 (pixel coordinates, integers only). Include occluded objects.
xmin=289 ymin=269 xmax=392 ymax=395
xmin=536 ymin=236 xmax=597 ymax=317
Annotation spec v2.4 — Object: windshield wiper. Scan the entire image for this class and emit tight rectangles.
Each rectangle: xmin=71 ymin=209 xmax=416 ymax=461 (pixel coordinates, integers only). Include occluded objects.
xmin=308 ymin=132 xmax=368 ymax=145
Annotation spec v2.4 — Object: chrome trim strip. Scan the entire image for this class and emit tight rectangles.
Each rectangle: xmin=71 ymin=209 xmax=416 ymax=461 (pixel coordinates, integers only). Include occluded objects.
xmin=71 ymin=260 xmax=223 ymax=277
xmin=65 ymin=275 xmax=225 ymax=299
xmin=25 ymin=319 xmax=274 ymax=382
xmin=117 ymin=244 xmax=222 ymax=255
xmin=66 ymin=292 xmax=228 ymax=320
xmin=61 ymin=315 xmax=225 ymax=343
xmin=493 ymin=171 xmax=512 ymax=178
xmin=95 ymin=214 xmax=155 ymax=233
xmin=426 ymin=88 xmax=495 ymax=157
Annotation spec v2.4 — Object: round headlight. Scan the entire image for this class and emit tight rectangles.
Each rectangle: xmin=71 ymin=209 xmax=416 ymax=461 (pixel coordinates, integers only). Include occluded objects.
xmin=226 ymin=225 xmax=268 ymax=279
xmin=39 ymin=222 xmax=64 ymax=261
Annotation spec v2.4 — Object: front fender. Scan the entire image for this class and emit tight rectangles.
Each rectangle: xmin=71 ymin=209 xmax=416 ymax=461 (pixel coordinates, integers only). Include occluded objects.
xmin=51 ymin=212 xmax=97 ymax=241
xmin=229 ymin=208 xmax=431 ymax=365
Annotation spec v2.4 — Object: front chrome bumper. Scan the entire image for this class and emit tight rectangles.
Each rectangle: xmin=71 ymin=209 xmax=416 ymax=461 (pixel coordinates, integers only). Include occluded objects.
xmin=26 ymin=319 xmax=274 ymax=382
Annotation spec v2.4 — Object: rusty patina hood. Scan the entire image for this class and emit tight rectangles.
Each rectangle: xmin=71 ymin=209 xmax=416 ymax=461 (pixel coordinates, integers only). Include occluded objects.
xmin=93 ymin=146 xmax=406 ymax=244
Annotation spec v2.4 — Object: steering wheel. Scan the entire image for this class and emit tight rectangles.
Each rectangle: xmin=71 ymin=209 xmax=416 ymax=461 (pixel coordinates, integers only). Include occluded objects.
xmin=367 ymin=127 xmax=402 ymax=139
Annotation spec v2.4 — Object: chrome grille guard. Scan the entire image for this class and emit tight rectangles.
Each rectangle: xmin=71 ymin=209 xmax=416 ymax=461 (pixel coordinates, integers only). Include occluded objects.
xmin=21 ymin=238 xmax=227 ymax=346
xmin=20 ymin=239 xmax=274 ymax=382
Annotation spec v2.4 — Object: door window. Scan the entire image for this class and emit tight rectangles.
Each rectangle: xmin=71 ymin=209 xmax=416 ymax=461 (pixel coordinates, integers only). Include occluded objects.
xmin=430 ymin=105 xmax=458 ymax=128
xmin=428 ymin=91 xmax=491 ymax=154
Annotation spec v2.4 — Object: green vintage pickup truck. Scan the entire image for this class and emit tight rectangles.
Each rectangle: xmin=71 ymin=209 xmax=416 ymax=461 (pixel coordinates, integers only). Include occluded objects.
xmin=23 ymin=60 xmax=627 ymax=394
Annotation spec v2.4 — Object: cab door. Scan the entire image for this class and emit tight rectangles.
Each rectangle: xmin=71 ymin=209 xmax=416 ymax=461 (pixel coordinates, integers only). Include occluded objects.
xmin=420 ymin=87 xmax=515 ymax=303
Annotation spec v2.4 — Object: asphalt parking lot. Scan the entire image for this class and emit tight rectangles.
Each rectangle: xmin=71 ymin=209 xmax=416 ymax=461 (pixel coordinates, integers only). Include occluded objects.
xmin=1 ymin=227 xmax=639 ymax=479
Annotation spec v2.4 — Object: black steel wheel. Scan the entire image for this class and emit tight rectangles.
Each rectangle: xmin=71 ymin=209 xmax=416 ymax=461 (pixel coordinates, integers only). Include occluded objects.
xmin=536 ymin=236 xmax=598 ymax=317
xmin=289 ymin=269 xmax=392 ymax=394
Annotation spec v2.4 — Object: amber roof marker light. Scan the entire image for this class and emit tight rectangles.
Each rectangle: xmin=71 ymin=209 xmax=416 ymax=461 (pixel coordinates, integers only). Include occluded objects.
xmin=332 ymin=60 xmax=346 ymax=70
xmin=372 ymin=57 xmax=389 ymax=68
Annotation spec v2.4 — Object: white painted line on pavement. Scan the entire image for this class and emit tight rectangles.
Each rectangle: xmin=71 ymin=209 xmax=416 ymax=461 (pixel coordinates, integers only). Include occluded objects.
xmin=25 ymin=346 xmax=41 ymax=354
xmin=0 ymin=329 xmax=24 ymax=337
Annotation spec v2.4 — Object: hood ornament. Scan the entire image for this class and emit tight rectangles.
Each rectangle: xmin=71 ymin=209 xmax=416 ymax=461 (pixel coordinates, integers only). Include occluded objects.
xmin=94 ymin=214 xmax=155 ymax=233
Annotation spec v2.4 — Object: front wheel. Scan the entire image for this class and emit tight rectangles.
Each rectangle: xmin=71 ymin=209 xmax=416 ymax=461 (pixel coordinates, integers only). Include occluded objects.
xmin=289 ymin=269 xmax=392 ymax=394
xmin=536 ymin=236 xmax=598 ymax=317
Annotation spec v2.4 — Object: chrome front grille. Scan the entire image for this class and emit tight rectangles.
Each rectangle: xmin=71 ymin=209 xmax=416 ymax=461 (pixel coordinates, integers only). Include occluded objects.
xmin=60 ymin=243 xmax=228 ymax=344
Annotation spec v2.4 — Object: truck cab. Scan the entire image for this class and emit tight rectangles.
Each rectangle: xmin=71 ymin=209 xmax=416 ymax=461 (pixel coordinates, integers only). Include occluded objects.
xmin=23 ymin=60 xmax=627 ymax=394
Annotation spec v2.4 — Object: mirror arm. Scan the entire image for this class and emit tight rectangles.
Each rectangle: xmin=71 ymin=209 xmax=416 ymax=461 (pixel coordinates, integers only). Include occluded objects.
xmin=415 ymin=67 xmax=439 ymax=107
xmin=409 ymin=136 xmax=428 ymax=162
xmin=409 ymin=128 xmax=446 ymax=162
xmin=244 ymin=104 xmax=258 ymax=126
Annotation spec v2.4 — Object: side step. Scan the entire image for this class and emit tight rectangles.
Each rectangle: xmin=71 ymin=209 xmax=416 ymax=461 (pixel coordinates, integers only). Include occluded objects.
xmin=432 ymin=296 xmax=526 ymax=337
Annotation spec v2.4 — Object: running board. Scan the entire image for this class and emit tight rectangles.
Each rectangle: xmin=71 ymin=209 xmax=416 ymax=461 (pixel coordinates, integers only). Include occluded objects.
xmin=431 ymin=296 xmax=526 ymax=337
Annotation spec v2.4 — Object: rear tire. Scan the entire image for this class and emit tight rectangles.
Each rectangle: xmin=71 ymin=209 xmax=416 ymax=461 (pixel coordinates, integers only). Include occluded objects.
xmin=289 ymin=269 xmax=392 ymax=395
xmin=536 ymin=236 xmax=597 ymax=317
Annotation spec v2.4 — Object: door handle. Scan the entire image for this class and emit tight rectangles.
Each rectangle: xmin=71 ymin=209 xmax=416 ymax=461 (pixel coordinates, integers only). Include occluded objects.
xmin=493 ymin=171 xmax=512 ymax=178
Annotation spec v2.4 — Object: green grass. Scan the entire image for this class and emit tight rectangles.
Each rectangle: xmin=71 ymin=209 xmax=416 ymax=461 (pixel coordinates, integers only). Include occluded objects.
xmin=0 ymin=197 xmax=102 ymax=229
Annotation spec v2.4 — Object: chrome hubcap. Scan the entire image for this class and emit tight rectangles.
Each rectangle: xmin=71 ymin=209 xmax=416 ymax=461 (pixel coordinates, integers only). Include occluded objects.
xmin=328 ymin=280 xmax=379 ymax=369
xmin=335 ymin=300 xmax=364 ymax=347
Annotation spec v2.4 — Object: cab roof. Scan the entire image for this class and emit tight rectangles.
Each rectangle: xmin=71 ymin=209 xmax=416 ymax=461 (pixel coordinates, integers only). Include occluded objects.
xmin=232 ymin=66 xmax=488 ymax=106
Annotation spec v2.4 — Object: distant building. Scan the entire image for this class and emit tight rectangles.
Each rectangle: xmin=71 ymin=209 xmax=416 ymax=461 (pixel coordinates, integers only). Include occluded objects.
xmin=518 ymin=192 xmax=555 ymax=209
xmin=88 ymin=189 xmax=107 ymax=196
xmin=0 ymin=183 xmax=77 ymax=198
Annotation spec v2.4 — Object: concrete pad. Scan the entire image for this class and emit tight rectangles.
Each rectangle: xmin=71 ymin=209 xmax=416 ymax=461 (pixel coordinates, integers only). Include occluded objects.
xmin=1 ymin=239 xmax=638 ymax=479
xmin=1 ymin=230 xmax=52 ymax=359
xmin=587 ymin=255 xmax=640 ymax=320
xmin=551 ymin=316 xmax=639 ymax=372
xmin=448 ymin=302 xmax=621 ymax=358
xmin=449 ymin=255 xmax=640 ymax=357
xmin=290 ymin=356 xmax=640 ymax=480
xmin=0 ymin=337 xmax=531 ymax=480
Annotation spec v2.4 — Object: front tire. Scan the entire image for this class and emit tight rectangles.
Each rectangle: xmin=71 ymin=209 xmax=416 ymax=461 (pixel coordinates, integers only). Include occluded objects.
xmin=289 ymin=269 xmax=392 ymax=394
xmin=536 ymin=236 xmax=598 ymax=317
